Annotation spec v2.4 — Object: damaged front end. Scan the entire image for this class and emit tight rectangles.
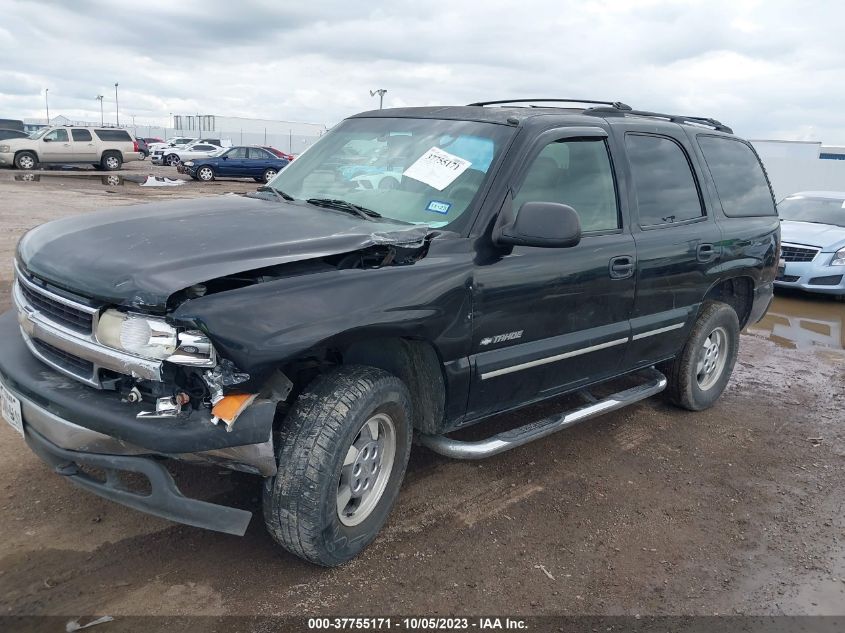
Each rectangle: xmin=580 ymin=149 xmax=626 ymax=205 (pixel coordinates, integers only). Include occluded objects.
xmin=10 ymin=261 xmax=290 ymax=477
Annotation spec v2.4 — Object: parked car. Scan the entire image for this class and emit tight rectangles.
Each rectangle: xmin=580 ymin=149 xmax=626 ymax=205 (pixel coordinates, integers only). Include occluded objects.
xmin=140 ymin=137 xmax=164 ymax=145
xmin=136 ymin=137 xmax=150 ymax=159
xmin=775 ymin=191 xmax=845 ymax=296
xmin=0 ymin=125 xmax=142 ymax=170
xmin=0 ymin=128 xmax=29 ymax=141
xmin=177 ymin=145 xmax=289 ymax=182
xmin=151 ymin=142 xmax=223 ymax=166
xmin=263 ymin=146 xmax=295 ymax=162
xmin=0 ymin=99 xmax=778 ymax=567
xmin=147 ymin=137 xmax=198 ymax=154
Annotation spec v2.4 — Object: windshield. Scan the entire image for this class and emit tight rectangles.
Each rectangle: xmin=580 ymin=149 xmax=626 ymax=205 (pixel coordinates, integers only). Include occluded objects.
xmin=266 ymin=117 xmax=514 ymax=227
xmin=779 ymin=196 xmax=845 ymax=228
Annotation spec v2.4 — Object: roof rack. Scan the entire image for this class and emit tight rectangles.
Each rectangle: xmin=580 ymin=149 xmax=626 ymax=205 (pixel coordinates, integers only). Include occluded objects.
xmin=468 ymin=98 xmax=633 ymax=110
xmin=586 ymin=106 xmax=733 ymax=134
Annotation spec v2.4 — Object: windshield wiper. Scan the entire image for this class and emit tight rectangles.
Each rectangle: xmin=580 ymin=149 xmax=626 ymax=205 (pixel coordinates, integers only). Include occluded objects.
xmin=306 ymin=198 xmax=382 ymax=220
xmin=256 ymin=185 xmax=294 ymax=202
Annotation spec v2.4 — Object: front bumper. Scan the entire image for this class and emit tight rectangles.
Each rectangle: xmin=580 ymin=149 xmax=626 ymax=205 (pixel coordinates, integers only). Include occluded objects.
xmin=0 ymin=151 xmax=13 ymax=166
xmin=24 ymin=426 xmax=252 ymax=536
xmin=176 ymin=163 xmax=196 ymax=176
xmin=775 ymin=259 xmax=845 ymax=295
xmin=150 ymin=155 xmax=165 ymax=165
xmin=0 ymin=308 xmax=280 ymax=533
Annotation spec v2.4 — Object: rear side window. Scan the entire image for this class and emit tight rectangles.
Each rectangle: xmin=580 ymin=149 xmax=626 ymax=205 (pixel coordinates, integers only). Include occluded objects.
xmin=71 ymin=129 xmax=92 ymax=142
xmin=248 ymin=147 xmax=272 ymax=159
xmin=94 ymin=129 xmax=132 ymax=142
xmin=697 ymin=136 xmax=776 ymax=217
xmin=625 ymin=134 xmax=703 ymax=226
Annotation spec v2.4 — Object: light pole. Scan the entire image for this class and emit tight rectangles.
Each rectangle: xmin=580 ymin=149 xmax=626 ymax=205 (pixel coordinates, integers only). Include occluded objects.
xmin=96 ymin=95 xmax=104 ymax=125
xmin=114 ymin=83 xmax=120 ymax=126
xmin=45 ymin=88 xmax=50 ymax=123
xmin=370 ymin=89 xmax=387 ymax=109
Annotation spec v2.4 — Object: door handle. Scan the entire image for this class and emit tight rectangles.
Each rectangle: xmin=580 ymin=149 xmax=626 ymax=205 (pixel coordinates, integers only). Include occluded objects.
xmin=697 ymin=243 xmax=718 ymax=263
xmin=609 ymin=255 xmax=635 ymax=280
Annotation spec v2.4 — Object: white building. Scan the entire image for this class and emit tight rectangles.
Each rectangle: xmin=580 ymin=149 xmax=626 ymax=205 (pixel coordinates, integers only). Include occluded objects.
xmin=751 ymin=140 xmax=845 ymax=200
xmin=171 ymin=114 xmax=326 ymax=154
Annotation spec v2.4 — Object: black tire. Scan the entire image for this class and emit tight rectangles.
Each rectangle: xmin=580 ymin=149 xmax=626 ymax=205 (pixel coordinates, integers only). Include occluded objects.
xmin=101 ymin=152 xmax=122 ymax=171
xmin=263 ymin=365 xmax=413 ymax=567
xmin=14 ymin=151 xmax=38 ymax=170
xmin=262 ymin=168 xmax=277 ymax=183
xmin=664 ymin=301 xmax=740 ymax=411
xmin=165 ymin=153 xmax=180 ymax=166
xmin=196 ymin=165 xmax=215 ymax=182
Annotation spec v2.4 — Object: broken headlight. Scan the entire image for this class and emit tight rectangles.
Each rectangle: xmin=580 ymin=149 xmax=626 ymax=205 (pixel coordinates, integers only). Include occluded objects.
xmin=96 ymin=309 xmax=216 ymax=366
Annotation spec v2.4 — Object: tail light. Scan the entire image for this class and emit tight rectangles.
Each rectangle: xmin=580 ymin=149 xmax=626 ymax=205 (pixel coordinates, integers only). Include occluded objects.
xmin=133 ymin=140 xmax=139 ymax=152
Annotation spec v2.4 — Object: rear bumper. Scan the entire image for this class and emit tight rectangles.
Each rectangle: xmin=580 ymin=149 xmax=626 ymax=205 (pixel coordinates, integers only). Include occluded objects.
xmin=748 ymin=280 xmax=775 ymax=324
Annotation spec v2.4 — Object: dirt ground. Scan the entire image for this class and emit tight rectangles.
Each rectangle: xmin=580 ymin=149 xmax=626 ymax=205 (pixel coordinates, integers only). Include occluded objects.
xmin=0 ymin=163 xmax=843 ymax=621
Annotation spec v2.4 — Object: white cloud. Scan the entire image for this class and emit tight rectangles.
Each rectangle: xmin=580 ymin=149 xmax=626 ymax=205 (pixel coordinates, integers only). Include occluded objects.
xmin=0 ymin=0 xmax=841 ymax=141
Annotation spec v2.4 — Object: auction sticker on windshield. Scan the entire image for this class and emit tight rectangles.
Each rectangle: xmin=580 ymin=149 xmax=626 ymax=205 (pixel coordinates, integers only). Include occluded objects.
xmin=0 ymin=377 xmax=23 ymax=437
xmin=403 ymin=147 xmax=471 ymax=191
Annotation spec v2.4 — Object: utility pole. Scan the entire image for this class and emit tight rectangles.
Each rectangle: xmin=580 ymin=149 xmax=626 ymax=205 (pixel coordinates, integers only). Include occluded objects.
xmin=369 ymin=89 xmax=387 ymax=109
xmin=114 ymin=83 xmax=120 ymax=126
xmin=45 ymin=88 xmax=50 ymax=124
xmin=96 ymin=95 xmax=104 ymax=125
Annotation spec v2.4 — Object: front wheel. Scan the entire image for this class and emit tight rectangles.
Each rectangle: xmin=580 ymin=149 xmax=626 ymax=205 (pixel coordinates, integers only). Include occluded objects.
xmin=166 ymin=153 xmax=180 ymax=166
xmin=664 ymin=301 xmax=739 ymax=411
xmin=15 ymin=152 xmax=37 ymax=170
xmin=263 ymin=366 xmax=412 ymax=566
xmin=196 ymin=165 xmax=214 ymax=181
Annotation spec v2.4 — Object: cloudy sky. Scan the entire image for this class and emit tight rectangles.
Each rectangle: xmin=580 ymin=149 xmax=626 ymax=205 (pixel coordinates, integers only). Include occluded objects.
xmin=0 ymin=0 xmax=841 ymax=142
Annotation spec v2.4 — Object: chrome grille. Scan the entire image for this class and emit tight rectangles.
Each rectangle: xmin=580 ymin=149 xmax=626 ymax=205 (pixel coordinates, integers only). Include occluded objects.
xmin=17 ymin=279 xmax=94 ymax=334
xmin=781 ymin=244 xmax=820 ymax=263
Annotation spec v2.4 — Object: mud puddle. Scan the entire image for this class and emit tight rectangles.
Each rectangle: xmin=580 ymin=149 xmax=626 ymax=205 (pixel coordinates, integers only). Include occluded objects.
xmin=2 ymin=173 xmax=186 ymax=187
xmin=747 ymin=292 xmax=844 ymax=352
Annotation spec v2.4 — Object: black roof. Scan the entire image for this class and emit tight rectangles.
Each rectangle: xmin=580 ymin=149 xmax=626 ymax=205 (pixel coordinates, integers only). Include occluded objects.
xmin=351 ymin=99 xmax=733 ymax=134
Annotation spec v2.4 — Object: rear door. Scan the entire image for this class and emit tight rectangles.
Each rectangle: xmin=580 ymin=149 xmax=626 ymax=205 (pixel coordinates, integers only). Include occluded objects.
xmin=467 ymin=127 xmax=636 ymax=419
xmin=612 ymin=123 xmax=724 ymax=367
xmin=247 ymin=147 xmax=274 ymax=176
xmin=71 ymin=128 xmax=96 ymax=162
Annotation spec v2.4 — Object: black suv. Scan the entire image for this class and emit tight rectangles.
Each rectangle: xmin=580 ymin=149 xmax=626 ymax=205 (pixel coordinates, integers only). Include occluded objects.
xmin=0 ymin=99 xmax=779 ymax=566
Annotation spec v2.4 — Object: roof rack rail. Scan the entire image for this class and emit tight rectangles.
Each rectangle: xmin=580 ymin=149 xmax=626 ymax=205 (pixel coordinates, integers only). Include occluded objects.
xmin=586 ymin=106 xmax=733 ymax=134
xmin=468 ymin=98 xmax=633 ymax=110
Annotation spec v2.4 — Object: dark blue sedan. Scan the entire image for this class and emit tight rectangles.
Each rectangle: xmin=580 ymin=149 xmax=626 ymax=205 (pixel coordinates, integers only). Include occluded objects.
xmin=178 ymin=146 xmax=289 ymax=183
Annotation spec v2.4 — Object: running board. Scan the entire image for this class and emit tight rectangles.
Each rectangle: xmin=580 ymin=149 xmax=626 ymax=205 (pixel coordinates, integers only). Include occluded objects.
xmin=418 ymin=368 xmax=667 ymax=460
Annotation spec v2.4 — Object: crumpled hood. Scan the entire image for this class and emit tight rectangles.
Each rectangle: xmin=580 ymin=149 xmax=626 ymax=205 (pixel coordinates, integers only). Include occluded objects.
xmin=17 ymin=193 xmax=430 ymax=311
xmin=780 ymin=220 xmax=845 ymax=251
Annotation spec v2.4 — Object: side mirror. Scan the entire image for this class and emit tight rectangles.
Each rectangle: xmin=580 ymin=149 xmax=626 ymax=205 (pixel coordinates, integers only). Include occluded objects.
xmin=222 ymin=155 xmax=228 ymax=160
xmin=494 ymin=201 xmax=582 ymax=248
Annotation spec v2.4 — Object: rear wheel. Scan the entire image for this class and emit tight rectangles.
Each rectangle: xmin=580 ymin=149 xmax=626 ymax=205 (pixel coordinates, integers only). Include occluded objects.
xmin=263 ymin=365 xmax=412 ymax=566
xmin=664 ymin=301 xmax=739 ymax=411
xmin=196 ymin=165 xmax=214 ymax=181
xmin=15 ymin=152 xmax=37 ymax=170
xmin=262 ymin=168 xmax=277 ymax=183
xmin=101 ymin=152 xmax=122 ymax=171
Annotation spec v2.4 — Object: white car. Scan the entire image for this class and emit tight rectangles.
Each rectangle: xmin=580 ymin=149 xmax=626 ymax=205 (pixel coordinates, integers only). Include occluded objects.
xmin=147 ymin=137 xmax=197 ymax=153
xmin=151 ymin=142 xmax=223 ymax=166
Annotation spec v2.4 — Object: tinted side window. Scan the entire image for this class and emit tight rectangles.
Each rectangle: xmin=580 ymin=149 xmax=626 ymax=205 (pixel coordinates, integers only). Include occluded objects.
xmin=248 ymin=147 xmax=271 ymax=159
xmin=697 ymin=136 xmax=775 ymax=217
xmin=625 ymin=134 xmax=703 ymax=226
xmin=71 ymin=129 xmax=92 ymax=142
xmin=44 ymin=129 xmax=68 ymax=142
xmin=514 ymin=138 xmax=619 ymax=232
xmin=227 ymin=147 xmax=248 ymax=159
xmin=94 ymin=129 xmax=132 ymax=142
xmin=194 ymin=144 xmax=215 ymax=151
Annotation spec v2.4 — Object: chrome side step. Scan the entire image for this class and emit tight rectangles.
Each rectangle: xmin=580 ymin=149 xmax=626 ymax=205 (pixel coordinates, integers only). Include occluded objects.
xmin=418 ymin=368 xmax=667 ymax=460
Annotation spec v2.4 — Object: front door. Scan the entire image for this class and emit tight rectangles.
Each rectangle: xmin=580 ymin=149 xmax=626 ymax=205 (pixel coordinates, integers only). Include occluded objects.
xmin=40 ymin=128 xmax=73 ymax=163
xmin=218 ymin=146 xmax=248 ymax=176
xmin=466 ymin=128 xmax=636 ymax=420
